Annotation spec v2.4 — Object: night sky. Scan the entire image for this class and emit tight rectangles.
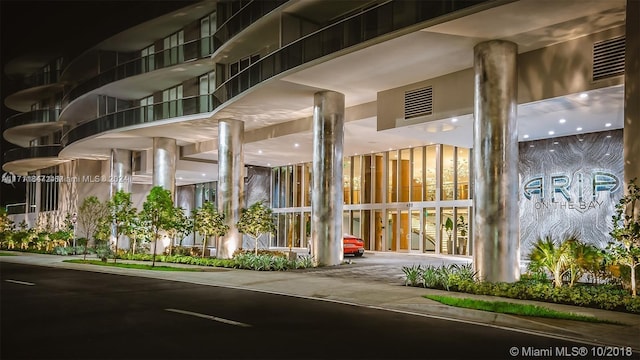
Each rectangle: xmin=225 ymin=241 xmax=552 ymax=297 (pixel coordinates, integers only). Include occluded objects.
xmin=0 ymin=0 xmax=196 ymax=207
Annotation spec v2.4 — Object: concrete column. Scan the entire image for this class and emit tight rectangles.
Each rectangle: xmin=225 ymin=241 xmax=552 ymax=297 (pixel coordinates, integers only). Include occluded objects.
xmin=153 ymin=137 xmax=177 ymax=196
xmin=311 ymin=91 xmax=345 ymax=267
xmin=217 ymin=119 xmax=244 ymax=259
xmin=110 ymin=149 xmax=132 ymax=196
xmin=625 ymin=0 xmax=640 ymax=188
xmin=472 ymin=40 xmax=520 ymax=283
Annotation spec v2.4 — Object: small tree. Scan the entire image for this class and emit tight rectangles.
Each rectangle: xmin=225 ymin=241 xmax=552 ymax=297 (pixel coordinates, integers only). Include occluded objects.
xmin=139 ymin=186 xmax=175 ymax=267
xmin=609 ymin=178 xmax=640 ymax=296
xmin=126 ymin=212 xmax=148 ymax=255
xmin=77 ymin=196 xmax=109 ymax=259
xmin=528 ymin=235 xmax=572 ymax=288
xmin=236 ymin=201 xmax=276 ymax=255
xmin=193 ymin=201 xmax=228 ymax=258
xmin=167 ymin=206 xmax=192 ymax=255
xmin=108 ymin=191 xmax=136 ymax=263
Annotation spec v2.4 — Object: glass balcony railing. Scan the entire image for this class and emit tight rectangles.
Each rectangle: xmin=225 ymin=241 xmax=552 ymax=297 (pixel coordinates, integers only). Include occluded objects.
xmin=63 ymin=0 xmax=487 ymax=145
xmin=14 ymin=69 xmax=62 ymax=91
xmin=63 ymin=95 xmax=217 ymax=146
xmin=5 ymin=109 xmax=61 ymax=131
xmin=213 ymin=0 xmax=486 ymax=107
xmin=64 ymin=1 xmax=287 ymax=105
xmin=4 ymin=145 xmax=63 ymax=164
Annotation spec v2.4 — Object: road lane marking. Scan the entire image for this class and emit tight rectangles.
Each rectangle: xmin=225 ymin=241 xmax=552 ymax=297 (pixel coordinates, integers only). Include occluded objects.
xmin=165 ymin=308 xmax=251 ymax=327
xmin=5 ymin=279 xmax=35 ymax=286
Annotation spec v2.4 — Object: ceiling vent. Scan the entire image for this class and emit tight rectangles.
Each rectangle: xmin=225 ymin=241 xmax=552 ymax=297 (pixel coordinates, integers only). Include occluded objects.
xmin=593 ymin=36 xmax=625 ymax=81
xmin=404 ymin=86 xmax=433 ymax=119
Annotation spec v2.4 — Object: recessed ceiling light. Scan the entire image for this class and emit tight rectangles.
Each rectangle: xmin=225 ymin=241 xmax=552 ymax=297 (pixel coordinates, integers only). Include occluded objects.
xmin=579 ymin=138 xmax=584 ymax=142
xmin=523 ymin=134 xmax=529 ymax=139
xmin=579 ymin=93 xmax=588 ymax=99
xmin=605 ymin=123 xmax=612 ymax=127
xmin=605 ymin=153 xmax=610 ymax=156
xmin=202 ymin=173 xmax=206 ymax=176
xmin=553 ymin=141 xmax=559 ymax=145
xmin=294 ymin=143 xmax=300 ymax=147
xmin=559 ymin=118 xmax=566 ymax=124
xmin=178 ymin=177 xmax=183 ymax=180
xmin=548 ymin=130 xmax=555 ymax=135
xmin=267 ymin=163 xmax=271 ymax=166
xmin=451 ymin=118 xmax=458 ymax=123
xmin=258 ymin=150 xmax=263 ymax=154
xmin=576 ymin=127 xmax=583 ymax=131
xmin=606 ymin=135 xmax=611 ymax=138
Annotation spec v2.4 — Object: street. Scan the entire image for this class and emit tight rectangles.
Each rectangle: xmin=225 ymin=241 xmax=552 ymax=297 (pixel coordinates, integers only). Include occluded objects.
xmin=1 ymin=262 xmax=616 ymax=360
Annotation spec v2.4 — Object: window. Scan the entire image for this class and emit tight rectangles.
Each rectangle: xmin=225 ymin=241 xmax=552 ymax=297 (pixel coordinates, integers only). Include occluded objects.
xmin=140 ymin=96 xmax=154 ymax=122
xmin=229 ymin=53 xmax=260 ymax=77
xmin=199 ymin=71 xmax=215 ymax=112
xmin=163 ymin=30 xmax=184 ymax=66
xmin=141 ymin=44 xmax=155 ymax=72
xmin=200 ymin=12 xmax=217 ymax=56
xmin=162 ymin=85 xmax=183 ymax=118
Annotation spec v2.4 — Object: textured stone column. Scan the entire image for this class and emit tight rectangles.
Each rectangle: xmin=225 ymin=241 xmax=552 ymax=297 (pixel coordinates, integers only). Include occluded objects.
xmin=153 ymin=138 xmax=177 ymax=196
xmin=110 ymin=149 xmax=132 ymax=195
xmin=472 ymin=40 xmax=520 ymax=283
xmin=217 ymin=119 xmax=244 ymax=259
xmin=625 ymin=0 xmax=640 ymax=188
xmin=311 ymin=91 xmax=345 ymax=267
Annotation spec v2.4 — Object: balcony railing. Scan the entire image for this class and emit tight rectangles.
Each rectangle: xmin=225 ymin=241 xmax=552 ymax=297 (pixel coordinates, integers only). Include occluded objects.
xmin=64 ymin=0 xmax=287 ymax=105
xmin=213 ymin=0 xmax=486 ymax=106
xmin=5 ymin=109 xmax=61 ymax=131
xmin=14 ymin=70 xmax=62 ymax=91
xmin=63 ymin=0 xmax=487 ymax=145
xmin=63 ymin=95 xmax=217 ymax=146
xmin=4 ymin=145 xmax=63 ymax=164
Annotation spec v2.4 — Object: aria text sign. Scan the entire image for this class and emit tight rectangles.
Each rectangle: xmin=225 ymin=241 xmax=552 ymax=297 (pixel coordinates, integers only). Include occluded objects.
xmin=522 ymin=171 xmax=620 ymax=213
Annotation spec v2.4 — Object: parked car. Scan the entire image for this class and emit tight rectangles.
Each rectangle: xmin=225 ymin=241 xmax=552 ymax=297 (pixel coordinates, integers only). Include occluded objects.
xmin=343 ymin=234 xmax=365 ymax=256
xmin=306 ymin=234 xmax=366 ymax=257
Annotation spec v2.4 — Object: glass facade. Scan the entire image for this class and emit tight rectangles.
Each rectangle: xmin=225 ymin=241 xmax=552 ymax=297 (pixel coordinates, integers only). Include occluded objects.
xmin=270 ymin=144 xmax=473 ymax=255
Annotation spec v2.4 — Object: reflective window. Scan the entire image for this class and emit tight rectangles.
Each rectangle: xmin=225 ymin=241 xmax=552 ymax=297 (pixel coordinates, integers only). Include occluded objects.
xmin=442 ymin=145 xmax=455 ymax=200
xmin=425 ymin=145 xmax=437 ymax=201
xmin=388 ymin=151 xmax=397 ymax=203
xmin=344 ymin=157 xmax=351 ymax=204
xmin=411 ymin=147 xmax=424 ymax=201
xmin=456 ymin=148 xmax=470 ymax=200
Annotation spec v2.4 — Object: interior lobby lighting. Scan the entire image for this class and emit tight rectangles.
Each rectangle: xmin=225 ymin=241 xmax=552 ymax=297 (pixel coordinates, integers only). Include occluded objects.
xmin=559 ymin=118 xmax=566 ymax=124
xmin=605 ymin=123 xmax=612 ymax=127
xmin=548 ymin=130 xmax=555 ymax=135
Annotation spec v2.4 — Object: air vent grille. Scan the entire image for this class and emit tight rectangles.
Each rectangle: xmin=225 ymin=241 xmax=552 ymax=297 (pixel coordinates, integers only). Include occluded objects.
xmin=404 ymin=86 xmax=433 ymax=119
xmin=593 ymin=36 xmax=625 ymax=81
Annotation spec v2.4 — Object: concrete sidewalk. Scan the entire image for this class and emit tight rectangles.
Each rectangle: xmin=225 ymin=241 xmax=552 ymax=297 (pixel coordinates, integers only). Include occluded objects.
xmin=1 ymin=251 xmax=639 ymax=351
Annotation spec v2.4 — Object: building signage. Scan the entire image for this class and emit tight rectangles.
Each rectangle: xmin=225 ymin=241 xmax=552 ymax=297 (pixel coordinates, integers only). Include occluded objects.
xmin=522 ymin=171 xmax=620 ymax=213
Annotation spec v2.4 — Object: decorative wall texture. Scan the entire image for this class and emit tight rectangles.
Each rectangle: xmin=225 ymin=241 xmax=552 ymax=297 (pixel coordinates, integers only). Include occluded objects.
xmin=519 ymin=130 xmax=623 ymax=256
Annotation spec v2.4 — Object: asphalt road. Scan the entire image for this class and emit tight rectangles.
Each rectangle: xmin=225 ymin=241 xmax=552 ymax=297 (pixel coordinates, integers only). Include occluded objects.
xmin=1 ymin=262 xmax=608 ymax=360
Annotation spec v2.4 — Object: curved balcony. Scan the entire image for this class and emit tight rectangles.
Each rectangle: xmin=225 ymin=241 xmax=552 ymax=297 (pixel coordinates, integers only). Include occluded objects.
xmin=2 ymin=145 xmax=64 ymax=175
xmin=213 ymin=0 xmax=486 ymax=107
xmin=63 ymin=1 xmax=287 ymax=107
xmin=63 ymin=95 xmax=216 ymax=146
xmin=62 ymin=0 xmax=486 ymax=146
xmin=3 ymin=109 xmax=62 ymax=147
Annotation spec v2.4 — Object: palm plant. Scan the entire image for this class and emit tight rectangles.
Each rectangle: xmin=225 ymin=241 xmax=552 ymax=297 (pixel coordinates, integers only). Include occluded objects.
xmin=564 ymin=237 xmax=600 ymax=287
xmin=528 ymin=235 xmax=572 ymax=288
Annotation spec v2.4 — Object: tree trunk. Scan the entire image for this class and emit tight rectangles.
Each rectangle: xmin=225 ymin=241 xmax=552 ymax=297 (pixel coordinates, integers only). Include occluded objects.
xmin=201 ymin=233 xmax=207 ymax=258
xmin=255 ymin=236 xmax=258 ymax=255
xmin=152 ymin=231 xmax=158 ymax=267
xmin=113 ymin=232 xmax=119 ymax=263
xmin=632 ymin=262 xmax=637 ymax=297
xmin=132 ymin=237 xmax=137 ymax=255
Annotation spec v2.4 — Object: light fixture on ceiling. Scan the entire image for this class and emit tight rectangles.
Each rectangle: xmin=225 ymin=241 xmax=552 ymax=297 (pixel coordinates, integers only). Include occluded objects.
xmin=178 ymin=177 xmax=183 ymax=180
xmin=605 ymin=153 xmax=610 ymax=156
xmin=579 ymin=93 xmax=589 ymax=99
xmin=605 ymin=123 xmax=612 ymax=127
xmin=548 ymin=130 xmax=555 ymax=135
xmin=267 ymin=163 xmax=271 ymax=166
xmin=559 ymin=118 xmax=566 ymax=124
xmin=294 ymin=143 xmax=300 ymax=148
xmin=202 ymin=173 xmax=206 ymax=176
xmin=451 ymin=118 xmax=458 ymax=123
xmin=258 ymin=150 xmax=263 ymax=154
xmin=579 ymin=138 xmax=584 ymax=142
xmin=576 ymin=127 xmax=583 ymax=131
xmin=606 ymin=135 xmax=612 ymax=138
xmin=550 ymin=149 xmax=555 ymax=152
xmin=523 ymin=134 xmax=529 ymax=139
xmin=553 ymin=141 xmax=559 ymax=145
xmin=529 ymin=145 xmax=535 ymax=148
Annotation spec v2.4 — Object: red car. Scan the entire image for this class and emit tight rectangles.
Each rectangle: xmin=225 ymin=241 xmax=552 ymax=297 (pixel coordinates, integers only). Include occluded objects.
xmin=343 ymin=234 xmax=365 ymax=256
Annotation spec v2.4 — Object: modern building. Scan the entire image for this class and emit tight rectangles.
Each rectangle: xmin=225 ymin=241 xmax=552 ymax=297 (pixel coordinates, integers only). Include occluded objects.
xmin=2 ymin=0 xmax=638 ymax=279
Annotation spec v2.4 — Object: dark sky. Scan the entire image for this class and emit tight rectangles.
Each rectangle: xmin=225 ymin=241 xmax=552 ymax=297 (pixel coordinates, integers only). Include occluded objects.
xmin=0 ymin=0 xmax=196 ymax=206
